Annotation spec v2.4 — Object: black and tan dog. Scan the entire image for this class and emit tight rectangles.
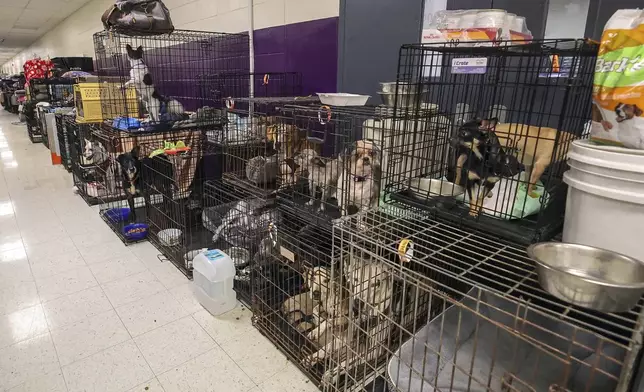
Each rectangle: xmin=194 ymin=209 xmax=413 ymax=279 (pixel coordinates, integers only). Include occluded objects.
xmin=450 ymin=119 xmax=524 ymax=216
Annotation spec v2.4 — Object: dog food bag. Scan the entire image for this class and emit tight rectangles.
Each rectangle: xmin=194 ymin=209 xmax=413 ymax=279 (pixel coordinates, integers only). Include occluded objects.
xmin=591 ymin=9 xmax=644 ymax=149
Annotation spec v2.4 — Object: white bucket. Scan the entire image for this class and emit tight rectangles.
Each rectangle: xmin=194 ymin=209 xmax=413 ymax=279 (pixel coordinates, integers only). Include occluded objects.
xmin=563 ymin=140 xmax=644 ymax=262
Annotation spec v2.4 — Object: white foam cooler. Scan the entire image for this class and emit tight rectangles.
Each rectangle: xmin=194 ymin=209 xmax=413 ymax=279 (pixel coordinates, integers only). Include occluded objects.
xmin=192 ymin=249 xmax=237 ymax=315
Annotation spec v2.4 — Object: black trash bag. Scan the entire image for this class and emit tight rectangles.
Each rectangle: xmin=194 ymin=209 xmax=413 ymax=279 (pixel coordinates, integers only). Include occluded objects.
xmin=102 ymin=0 xmax=174 ymax=36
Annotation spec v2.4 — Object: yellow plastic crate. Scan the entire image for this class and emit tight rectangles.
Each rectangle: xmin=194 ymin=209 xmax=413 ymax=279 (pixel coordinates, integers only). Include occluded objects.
xmin=74 ymin=82 xmax=138 ymax=124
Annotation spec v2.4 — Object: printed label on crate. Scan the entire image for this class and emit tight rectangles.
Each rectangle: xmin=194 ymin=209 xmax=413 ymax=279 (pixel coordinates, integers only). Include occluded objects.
xmin=451 ymin=58 xmax=488 ymax=74
xmin=280 ymin=246 xmax=295 ymax=263
xmin=538 ymin=55 xmax=578 ymax=78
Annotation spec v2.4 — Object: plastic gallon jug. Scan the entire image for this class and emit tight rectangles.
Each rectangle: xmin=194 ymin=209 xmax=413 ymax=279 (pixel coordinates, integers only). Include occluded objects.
xmin=192 ymin=249 xmax=237 ymax=315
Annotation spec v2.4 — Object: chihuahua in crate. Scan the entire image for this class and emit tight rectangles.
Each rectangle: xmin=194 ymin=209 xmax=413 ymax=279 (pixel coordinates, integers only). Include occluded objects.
xmin=450 ymin=119 xmax=524 ymax=217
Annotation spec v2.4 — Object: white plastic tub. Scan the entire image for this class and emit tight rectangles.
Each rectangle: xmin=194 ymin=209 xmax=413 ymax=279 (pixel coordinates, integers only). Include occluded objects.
xmin=563 ymin=140 xmax=644 ymax=262
xmin=317 ymin=93 xmax=370 ymax=106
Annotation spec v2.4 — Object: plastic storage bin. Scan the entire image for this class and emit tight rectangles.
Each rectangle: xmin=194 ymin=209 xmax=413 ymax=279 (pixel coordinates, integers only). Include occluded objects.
xmin=563 ymin=140 xmax=644 ymax=262
xmin=192 ymin=249 xmax=237 ymax=315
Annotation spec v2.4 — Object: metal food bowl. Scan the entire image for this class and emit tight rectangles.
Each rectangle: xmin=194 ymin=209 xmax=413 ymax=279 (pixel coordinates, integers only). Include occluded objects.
xmin=409 ymin=178 xmax=464 ymax=198
xmin=527 ymin=242 xmax=644 ymax=312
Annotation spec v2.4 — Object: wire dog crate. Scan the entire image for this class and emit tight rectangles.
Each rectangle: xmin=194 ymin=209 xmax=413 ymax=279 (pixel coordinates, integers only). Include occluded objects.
xmin=86 ymin=124 xmax=211 ymax=244
xmin=58 ymin=114 xmax=75 ymax=171
xmin=323 ymin=205 xmax=644 ymax=392
xmin=384 ymin=39 xmax=599 ymax=244
xmin=93 ymin=30 xmax=249 ymax=132
xmin=274 ymin=104 xmax=408 ymax=228
xmin=141 ymin=141 xmax=219 ymax=277
xmin=220 ymin=95 xmax=319 ymax=194
xmin=200 ymin=180 xmax=283 ymax=304
xmin=69 ymin=122 xmax=111 ymax=206
xmin=252 ymin=202 xmax=341 ymax=384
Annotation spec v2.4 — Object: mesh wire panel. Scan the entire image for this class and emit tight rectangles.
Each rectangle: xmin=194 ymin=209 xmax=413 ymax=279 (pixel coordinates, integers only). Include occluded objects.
xmin=384 ymin=39 xmax=599 ymax=245
xmin=320 ymin=205 xmax=643 ymax=392
xmin=93 ymin=30 xmax=249 ymax=132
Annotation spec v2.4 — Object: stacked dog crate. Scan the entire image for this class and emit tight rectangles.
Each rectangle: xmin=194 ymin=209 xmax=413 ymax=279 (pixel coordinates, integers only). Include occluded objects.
xmin=242 ymin=102 xmax=442 ymax=388
xmin=201 ymin=75 xmax=311 ymax=304
xmin=86 ymin=30 xmax=249 ymax=252
xmin=313 ymin=39 xmax=644 ymax=392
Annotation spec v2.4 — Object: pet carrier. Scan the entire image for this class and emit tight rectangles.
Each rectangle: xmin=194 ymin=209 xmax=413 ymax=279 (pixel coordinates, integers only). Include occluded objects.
xmin=219 ymin=94 xmax=317 ymax=195
xmin=384 ymin=39 xmax=599 ymax=245
xmin=323 ymin=206 xmax=644 ymax=392
xmin=88 ymin=124 xmax=213 ymax=244
xmin=92 ymin=30 xmax=249 ymax=131
xmin=198 ymin=180 xmax=284 ymax=305
xmin=69 ymin=122 xmax=112 ymax=206
xmin=274 ymin=104 xmax=429 ymax=228
xmin=141 ymin=141 xmax=219 ymax=278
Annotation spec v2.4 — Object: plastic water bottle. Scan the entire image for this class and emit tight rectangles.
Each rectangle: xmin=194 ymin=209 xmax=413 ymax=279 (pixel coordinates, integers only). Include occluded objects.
xmin=192 ymin=249 xmax=237 ymax=315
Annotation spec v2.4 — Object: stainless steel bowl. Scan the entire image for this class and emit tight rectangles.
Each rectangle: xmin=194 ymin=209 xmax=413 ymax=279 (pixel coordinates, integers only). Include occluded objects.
xmin=527 ymin=243 xmax=644 ymax=312
xmin=379 ymin=82 xmax=427 ymax=95
xmin=378 ymin=92 xmax=422 ymax=108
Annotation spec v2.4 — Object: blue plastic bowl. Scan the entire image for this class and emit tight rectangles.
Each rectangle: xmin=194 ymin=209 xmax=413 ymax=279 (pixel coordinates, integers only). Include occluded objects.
xmin=123 ymin=223 xmax=149 ymax=241
xmin=104 ymin=208 xmax=131 ymax=223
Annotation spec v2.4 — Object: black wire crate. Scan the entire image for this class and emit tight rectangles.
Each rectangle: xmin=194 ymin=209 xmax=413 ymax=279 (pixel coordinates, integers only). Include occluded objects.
xmin=201 ymin=180 xmax=282 ymax=305
xmin=252 ymin=203 xmax=340 ymax=388
xmin=274 ymin=104 xmax=402 ymax=229
xmin=330 ymin=206 xmax=643 ymax=392
xmin=89 ymin=124 xmax=213 ymax=244
xmin=57 ymin=114 xmax=75 ymax=171
xmin=252 ymin=204 xmax=433 ymax=390
xmin=141 ymin=145 xmax=220 ymax=278
xmin=219 ymin=95 xmax=318 ymax=195
xmin=93 ymin=30 xmax=249 ymax=133
xmin=27 ymin=77 xmax=75 ymax=106
xmin=69 ymin=122 xmax=116 ymax=206
xmin=384 ymin=39 xmax=599 ymax=244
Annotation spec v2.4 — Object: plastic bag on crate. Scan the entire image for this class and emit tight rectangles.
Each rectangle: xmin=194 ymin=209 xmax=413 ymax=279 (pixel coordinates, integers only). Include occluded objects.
xmin=102 ymin=0 xmax=174 ymax=36
xmin=591 ymin=9 xmax=644 ymax=149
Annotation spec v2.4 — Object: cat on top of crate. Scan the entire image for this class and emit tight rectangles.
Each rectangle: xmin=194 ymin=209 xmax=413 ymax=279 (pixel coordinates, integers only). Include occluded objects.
xmin=124 ymin=44 xmax=185 ymax=123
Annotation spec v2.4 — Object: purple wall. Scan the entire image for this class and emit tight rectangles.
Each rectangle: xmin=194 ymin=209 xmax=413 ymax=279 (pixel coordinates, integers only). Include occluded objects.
xmin=253 ymin=17 xmax=338 ymax=95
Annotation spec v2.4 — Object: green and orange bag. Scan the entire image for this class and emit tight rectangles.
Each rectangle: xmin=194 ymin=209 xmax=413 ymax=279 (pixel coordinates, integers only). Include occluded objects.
xmin=591 ymin=9 xmax=644 ymax=149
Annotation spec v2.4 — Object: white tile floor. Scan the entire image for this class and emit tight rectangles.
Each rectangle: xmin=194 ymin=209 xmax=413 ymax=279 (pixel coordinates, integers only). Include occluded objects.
xmin=0 ymin=111 xmax=318 ymax=392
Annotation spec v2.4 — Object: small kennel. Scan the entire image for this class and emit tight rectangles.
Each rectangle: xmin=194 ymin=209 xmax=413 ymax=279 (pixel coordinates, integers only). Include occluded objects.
xmin=385 ymin=39 xmax=599 ymax=244
xmin=252 ymin=201 xmax=342 ymax=386
xmin=57 ymin=114 xmax=75 ymax=171
xmin=68 ymin=122 xmax=112 ymax=206
xmin=92 ymin=30 xmax=249 ymax=132
xmin=141 ymin=143 xmax=219 ymax=278
xmin=220 ymin=94 xmax=317 ymax=194
xmin=90 ymin=124 xmax=212 ymax=244
xmin=199 ymin=180 xmax=283 ymax=305
xmin=323 ymin=205 xmax=644 ymax=392
xmin=274 ymin=104 xmax=408 ymax=226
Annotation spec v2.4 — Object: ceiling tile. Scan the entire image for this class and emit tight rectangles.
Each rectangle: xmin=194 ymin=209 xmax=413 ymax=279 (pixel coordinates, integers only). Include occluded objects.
xmin=0 ymin=0 xmax=95 ymax=66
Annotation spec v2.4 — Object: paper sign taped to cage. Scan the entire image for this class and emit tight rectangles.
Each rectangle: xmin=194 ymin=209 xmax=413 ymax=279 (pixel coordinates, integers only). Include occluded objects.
xmin=280 ymin=246 xmax=295 ymax=262
xmin=451 ymin=58 xmax=488 ymax=74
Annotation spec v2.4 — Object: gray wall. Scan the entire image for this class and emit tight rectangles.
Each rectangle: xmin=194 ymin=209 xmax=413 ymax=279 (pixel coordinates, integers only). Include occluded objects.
xmin=337 ymin=0 xmax=424 ymax=103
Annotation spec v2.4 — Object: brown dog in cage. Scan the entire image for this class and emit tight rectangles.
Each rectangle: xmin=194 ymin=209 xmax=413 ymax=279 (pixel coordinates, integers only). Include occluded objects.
xmin=482 ymin=118 xmax=572 ymax=199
